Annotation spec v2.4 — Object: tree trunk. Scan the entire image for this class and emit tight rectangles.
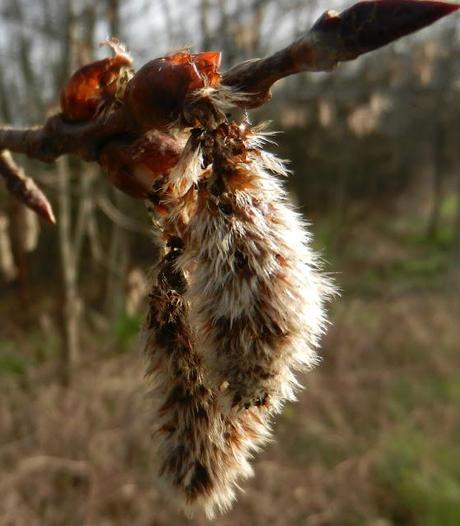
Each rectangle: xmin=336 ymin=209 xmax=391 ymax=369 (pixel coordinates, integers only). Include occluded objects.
xmin=426 ymin=122 xmax=446 ymax=239
xmin=57 ymin=156 xmax=80 ymax=385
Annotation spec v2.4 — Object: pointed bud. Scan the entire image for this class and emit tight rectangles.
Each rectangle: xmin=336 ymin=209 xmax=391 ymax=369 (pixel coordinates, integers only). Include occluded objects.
xmin=0 ymin=151 xmax=56 ymax=225
xmin=312 ymin=0 xmax=460 ymax=60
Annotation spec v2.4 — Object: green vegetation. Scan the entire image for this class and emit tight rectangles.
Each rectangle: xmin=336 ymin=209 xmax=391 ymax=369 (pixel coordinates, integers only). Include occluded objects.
xmin=377 ymin=426 xmax=460 ymax=526
xmin=114 ymin=311 xmax=143 ymax=351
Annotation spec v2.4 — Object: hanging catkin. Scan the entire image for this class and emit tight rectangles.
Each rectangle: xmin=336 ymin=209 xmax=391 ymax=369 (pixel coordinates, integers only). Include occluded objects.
xmin=180 ymin=122 xmax=334 ymax=412
xmin=141 ymin=85 xmax=334 ymax=518
xmin=143 ymin=238 xmax=271 ymax=519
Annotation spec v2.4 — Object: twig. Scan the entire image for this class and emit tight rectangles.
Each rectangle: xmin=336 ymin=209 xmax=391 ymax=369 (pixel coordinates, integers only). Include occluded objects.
xmin=97 ymin=195 xmax=152 ymax=235
xmin=222 ymin=0 xmax=460 ymax=107
xmin=0 ymin=150 xmax=55 ymax=224
xmin=0 ymin=455 xmax=89 ymax=491
xmin=0 ymin=110 xmax=127 ymax=163
xmin=0 ymin=0 xmax=458 ymax=220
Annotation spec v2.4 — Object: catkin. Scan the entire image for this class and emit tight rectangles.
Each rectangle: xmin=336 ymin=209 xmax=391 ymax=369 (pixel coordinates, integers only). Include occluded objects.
xmin=141 ymin=89 xmax=334 ymax=518
xmin=143 ymin=240 xmax=271 ymax=519
xmin=180 ymin=122 xmax=334 ymax=412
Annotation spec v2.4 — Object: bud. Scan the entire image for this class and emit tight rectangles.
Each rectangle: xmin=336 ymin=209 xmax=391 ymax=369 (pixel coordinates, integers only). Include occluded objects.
xmin=311 ymin=0 xmax=460 ymax=61
xmin=60 ymin=42 xmax=133 ymax=122
xmin=124 ymin=51 xmax=221 ymax=131
xmin=98 ymin=130 xmax=182 ymax=199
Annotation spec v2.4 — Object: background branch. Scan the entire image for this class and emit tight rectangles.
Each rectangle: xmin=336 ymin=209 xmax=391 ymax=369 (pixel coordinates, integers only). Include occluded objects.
xmin=0 ymin=150 xmax=55 ymax=223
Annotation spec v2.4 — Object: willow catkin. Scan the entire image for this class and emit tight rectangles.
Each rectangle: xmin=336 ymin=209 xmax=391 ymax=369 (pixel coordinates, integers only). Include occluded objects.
xmin=142 ymin=239 xmax=271 ymax=519
xmin=142 ymin=145 xmax=272 ymax=518
xmin=180 ymin=122 xmax=335 ymax=412
xmin=142 ymin=89 xmax=334 ymax=518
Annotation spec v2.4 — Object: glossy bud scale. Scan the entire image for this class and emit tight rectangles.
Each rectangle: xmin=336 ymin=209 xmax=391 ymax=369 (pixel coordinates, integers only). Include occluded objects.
xmin=61 ymin=52 xmax=133 ymax=122
xmin=124 ymin=51 xmax=221 ymax=131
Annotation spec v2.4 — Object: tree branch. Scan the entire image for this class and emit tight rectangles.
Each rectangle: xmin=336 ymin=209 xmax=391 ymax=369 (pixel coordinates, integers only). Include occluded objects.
xmin=0 ymin=109 xmax=128 ymax=163
xmin=0 ymin=0 xmax=458 ymax=220
xmin=222 ymin=0 xmax=460 ymax=107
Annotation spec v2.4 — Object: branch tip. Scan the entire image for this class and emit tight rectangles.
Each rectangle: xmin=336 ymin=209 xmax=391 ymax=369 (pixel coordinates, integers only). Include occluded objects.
xmin=0 ymin=150 xmax=56 ymax=225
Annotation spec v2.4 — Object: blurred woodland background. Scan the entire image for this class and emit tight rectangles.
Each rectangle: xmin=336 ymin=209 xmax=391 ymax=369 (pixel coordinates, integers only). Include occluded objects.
xmin=1 ymin=1 xmax=460 ymax=525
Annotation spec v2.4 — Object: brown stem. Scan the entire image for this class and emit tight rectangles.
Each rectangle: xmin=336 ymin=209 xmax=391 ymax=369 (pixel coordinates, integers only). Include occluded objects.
xmin=0 ymin=0 xmax=458 ymax=219
xmin=0 ymin=150 xmax=55 ymax=224
xmin=0 ymin=109 xmax=128 ymax=163
xmin=222 ymin=0 xmax=460 ymax=107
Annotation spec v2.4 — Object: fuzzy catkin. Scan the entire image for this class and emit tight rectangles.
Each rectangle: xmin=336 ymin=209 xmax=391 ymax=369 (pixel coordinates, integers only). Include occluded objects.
xmin=141 ymin=90 xmax=334 ymax=518
xmin=143 ymin=241 xmax=271 ymax=519
xmin=180 ymin=123 xmax=334 ymax=412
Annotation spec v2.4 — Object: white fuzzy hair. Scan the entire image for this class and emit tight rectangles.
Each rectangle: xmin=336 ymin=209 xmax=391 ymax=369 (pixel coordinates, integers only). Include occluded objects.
xmin=180 ymin=124 xmax=335 ymax=412
xmin=141 ymin=88 xmax=336 ymax=519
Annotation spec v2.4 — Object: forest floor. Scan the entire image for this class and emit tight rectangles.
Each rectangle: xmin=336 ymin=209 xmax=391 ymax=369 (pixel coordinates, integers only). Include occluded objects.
xmin=1 ymin=208 xmax=460 ymax=526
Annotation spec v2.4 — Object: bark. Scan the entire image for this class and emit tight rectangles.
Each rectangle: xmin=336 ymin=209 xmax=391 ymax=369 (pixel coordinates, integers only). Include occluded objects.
xmin=200 ymin=0 xmax=212 ymax=51
xmin=55 ymin=0 xmax=82 ymax=385
xmin=104 ymin=0 xmax=130 ymax=325
xmin=454 ymin=152 xmax=460 ymax=265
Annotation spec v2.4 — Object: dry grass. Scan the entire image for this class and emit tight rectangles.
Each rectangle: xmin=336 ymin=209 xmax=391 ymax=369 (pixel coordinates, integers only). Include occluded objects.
xmin=2 ymin=206 xmax=460 ymax=525
xmin=1 ymin=284 xmax=459 ymax=525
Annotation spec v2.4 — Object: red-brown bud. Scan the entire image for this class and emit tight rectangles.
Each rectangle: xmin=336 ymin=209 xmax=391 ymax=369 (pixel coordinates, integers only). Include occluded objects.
xmin=311 ymin=0 xmax=460 ymax=60
xmin=98 ymin=130 xmax=182 ymax=199
xmin=124 ymin=51 xmax=221 ymax=131
xmin=60 ymin=52 xmax=133 ymax=122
